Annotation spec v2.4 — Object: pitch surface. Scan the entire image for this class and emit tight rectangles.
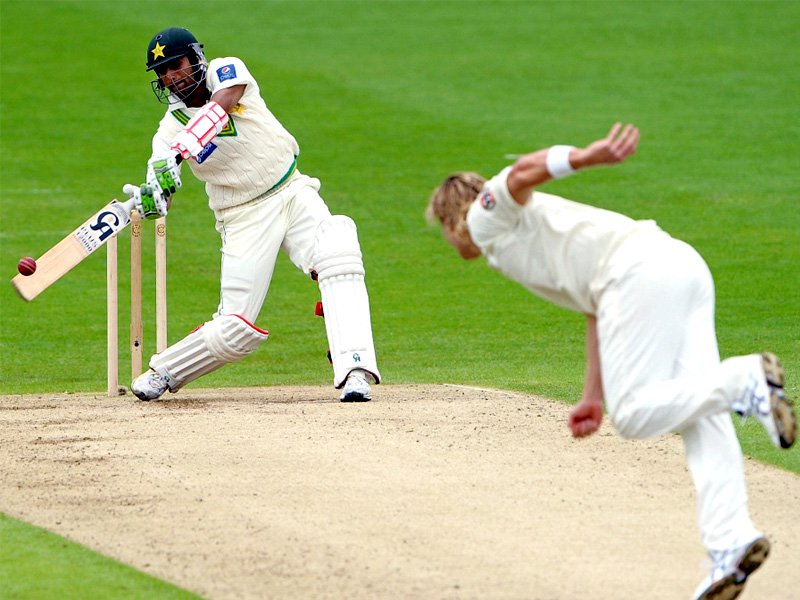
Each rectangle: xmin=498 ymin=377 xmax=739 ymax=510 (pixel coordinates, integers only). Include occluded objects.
xmin=2 ymin=385 xmax=796 ymax=599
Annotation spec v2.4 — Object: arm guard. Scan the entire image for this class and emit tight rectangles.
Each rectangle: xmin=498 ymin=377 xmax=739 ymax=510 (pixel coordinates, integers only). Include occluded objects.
xmin=170 ymin=101 xmax=229 ymax=160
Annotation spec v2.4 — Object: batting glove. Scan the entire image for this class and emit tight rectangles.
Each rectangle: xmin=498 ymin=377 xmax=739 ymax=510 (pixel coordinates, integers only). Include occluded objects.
xmin=124 ymin=183 xmax=168 ymax=220
xmin=146 ymin=155 xmax=182 ymax=199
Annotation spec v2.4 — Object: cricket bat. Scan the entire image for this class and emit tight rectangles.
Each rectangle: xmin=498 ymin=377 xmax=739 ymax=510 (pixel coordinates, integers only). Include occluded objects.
xmin=12 ymin=197 xmax=137 ymax=301
xmin=12 ymin=153 xmax=181 ymax=301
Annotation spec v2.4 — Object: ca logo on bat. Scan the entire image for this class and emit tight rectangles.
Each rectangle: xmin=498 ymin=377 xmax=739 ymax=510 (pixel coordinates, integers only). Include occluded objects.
xmin=89 ymin=208 xmax=124 ymax=242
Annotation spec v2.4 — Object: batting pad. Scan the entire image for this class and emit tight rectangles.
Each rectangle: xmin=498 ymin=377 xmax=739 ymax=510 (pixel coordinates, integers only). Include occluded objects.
xmin=313 ymin=216 xmax=381 ymax=387
xmin=151 ymin=314 xmax=269 ymax=391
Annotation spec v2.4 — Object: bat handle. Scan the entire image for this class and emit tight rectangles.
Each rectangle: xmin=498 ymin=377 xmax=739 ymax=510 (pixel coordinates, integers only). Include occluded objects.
xmin=122 ymin=184 xmax=139 ymax=197
xmin=120 ymin=196 xmax=138 ymax=215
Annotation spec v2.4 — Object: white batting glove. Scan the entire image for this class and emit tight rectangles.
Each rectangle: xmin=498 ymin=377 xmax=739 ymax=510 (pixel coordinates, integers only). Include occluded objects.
xmin=124 ymin=183 xmax=168 ymax=220
xmin=170 ymin=101 xmax=229 ymax=160
xmin=146 ymin=155 xmax=182 ymax=198
xmin=171 ymin=130 xmax=205 ymax=161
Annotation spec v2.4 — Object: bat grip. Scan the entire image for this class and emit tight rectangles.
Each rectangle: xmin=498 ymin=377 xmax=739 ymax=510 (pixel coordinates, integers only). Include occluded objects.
xmin=121 ymin=197 xmax=138 ymax=214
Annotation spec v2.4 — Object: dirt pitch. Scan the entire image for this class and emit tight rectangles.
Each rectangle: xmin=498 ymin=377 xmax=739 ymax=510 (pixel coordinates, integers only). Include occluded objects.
xmin=1 ymin=384 xmax=797 ymax=599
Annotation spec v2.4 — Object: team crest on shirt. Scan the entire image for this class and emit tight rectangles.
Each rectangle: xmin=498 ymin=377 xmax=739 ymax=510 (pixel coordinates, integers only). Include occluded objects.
xmin=217 ymin=64 xmax=237 ymax=82
xmin=479 ymin=189 xmax=496 ymax=210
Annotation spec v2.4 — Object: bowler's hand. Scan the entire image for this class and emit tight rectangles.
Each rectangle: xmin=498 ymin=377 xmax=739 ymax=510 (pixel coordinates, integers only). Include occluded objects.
xmin=575 ymin=123 xmax=639 ymax=168
xmin=568 ymin=398 xmax=604 ymax=438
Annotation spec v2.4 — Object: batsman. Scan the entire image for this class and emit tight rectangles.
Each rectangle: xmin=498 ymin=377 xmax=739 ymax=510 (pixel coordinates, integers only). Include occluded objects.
xmin=130 ymin=27 xmax=380 ymax=402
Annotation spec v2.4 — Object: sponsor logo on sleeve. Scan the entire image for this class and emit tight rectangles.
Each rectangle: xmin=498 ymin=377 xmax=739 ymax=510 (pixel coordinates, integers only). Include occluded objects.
xmin=216 ymin=64 xmax=238 ymax=82
xmin=479 ymin=189 xmax=496 ymax=210
xmin=196 ymin=142 xmax=218 ymax=164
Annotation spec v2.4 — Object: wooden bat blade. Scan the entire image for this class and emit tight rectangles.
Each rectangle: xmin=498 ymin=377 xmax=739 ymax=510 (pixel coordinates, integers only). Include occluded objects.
xmin=12 ymin=199 xmax=134 ymax=302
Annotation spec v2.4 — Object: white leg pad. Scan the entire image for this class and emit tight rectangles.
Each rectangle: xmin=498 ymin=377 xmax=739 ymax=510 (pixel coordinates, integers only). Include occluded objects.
xmin=313 ymin=216 xmax=381 ymax=387
xmin=150 ymin=314 xmax=269 ymax=391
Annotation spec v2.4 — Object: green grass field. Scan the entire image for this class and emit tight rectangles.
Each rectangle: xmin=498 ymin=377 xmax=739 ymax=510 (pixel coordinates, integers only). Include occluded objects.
xmin=1 ymin=0 xmax=798 ymax=597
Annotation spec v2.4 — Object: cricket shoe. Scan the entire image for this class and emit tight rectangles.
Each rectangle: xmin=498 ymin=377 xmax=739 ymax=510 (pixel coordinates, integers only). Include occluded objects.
xmin=732 ymin=353 xmax=796 ymax=449
xmin=131 ymin=369 xmax=169 ymax=401
xmin=340 ymin=369 xmax=372 ymax=402
xmin=692 ymin=536 xmax=770 ymax=600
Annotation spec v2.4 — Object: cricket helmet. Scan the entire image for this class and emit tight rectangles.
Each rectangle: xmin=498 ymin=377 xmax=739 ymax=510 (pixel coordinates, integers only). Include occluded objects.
xmin=146 ymin=27 xmax=205 ymax=71
xmin=146 ymin=27 xmax=208 ymax=104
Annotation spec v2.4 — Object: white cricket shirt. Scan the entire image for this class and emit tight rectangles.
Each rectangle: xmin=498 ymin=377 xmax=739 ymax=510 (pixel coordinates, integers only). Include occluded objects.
xmin=151 ymin=57 xmax=300 ymax=211
xmin=466 ymin=167 xmax=659 ymax=314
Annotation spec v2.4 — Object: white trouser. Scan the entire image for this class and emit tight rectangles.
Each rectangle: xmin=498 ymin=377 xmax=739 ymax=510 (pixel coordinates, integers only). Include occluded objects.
xmin=596 ymin=230 xmax=760 ymax=551
xmin=213 ymin=172 xmax=331 ymax=321
xmin=212 ymin=171 xmax=379 ymax=385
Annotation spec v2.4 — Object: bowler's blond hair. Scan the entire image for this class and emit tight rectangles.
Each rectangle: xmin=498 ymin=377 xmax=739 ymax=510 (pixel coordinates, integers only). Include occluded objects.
xmin=426 ymin=172 xmax=486 ymax=237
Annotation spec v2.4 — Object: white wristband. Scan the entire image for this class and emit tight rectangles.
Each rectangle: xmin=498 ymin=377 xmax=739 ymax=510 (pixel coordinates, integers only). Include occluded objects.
xmin=546 ymin=145 xmax=576 ymax=179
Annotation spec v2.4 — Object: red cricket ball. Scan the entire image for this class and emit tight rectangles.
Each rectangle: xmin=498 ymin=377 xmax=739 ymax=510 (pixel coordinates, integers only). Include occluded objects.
xmin=18 ymin=256 xmax=37 ymax=276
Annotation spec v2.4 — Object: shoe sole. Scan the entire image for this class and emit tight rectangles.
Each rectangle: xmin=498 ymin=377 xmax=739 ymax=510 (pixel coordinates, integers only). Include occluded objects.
xmin=340 ymin=393 xmax=371 ymax=402
xmin=762 ymin=353 xmax=797 ymax=449
xmin=695 ymin=537 xmax=770 ymax=600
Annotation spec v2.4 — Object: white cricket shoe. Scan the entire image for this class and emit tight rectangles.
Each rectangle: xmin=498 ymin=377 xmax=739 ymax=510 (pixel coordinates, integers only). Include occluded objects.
xmin=731 ymin=353 xmax=796 ymax=449
xmin=692 ymin=536 xmax=770 ymax=600
xmin=340 ymin=369 xmax=372 ymax=402
xmin=131 ymin=369 xmax=169 ymax=401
